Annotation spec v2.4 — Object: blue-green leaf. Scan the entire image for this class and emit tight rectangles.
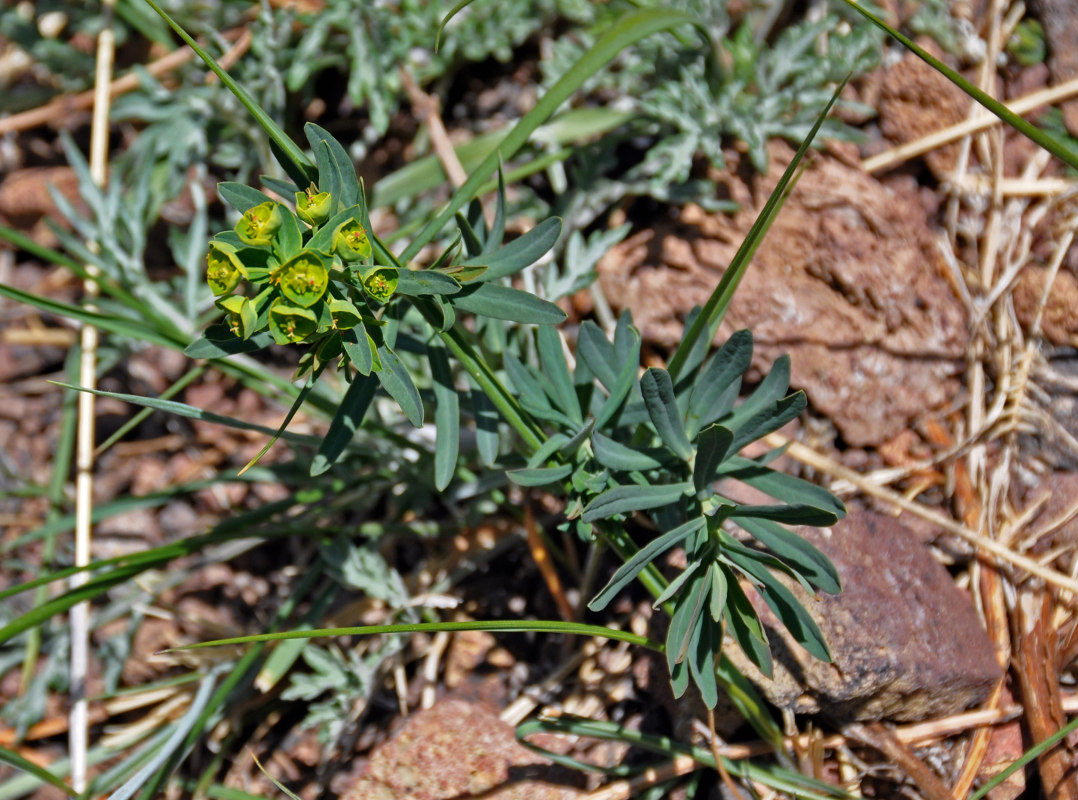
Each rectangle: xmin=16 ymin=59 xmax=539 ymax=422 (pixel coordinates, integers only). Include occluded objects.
xmin=376 ymin=345 xmax=423 ymax=427
xmin=735 ymin=517 xmax=840 ymax=595
xmin=395 ymin=269 xmax=462 ymax=297
xmin=185 ymin=325 xmax=275 ymax=358
xmin=582 ymin=481 xmax=691 ymax=523
xmin=429 ymin=340 xmax=459 ymax=491
xmin=590 ymin=517 xmax=707 ymax=612
xmin=507 ymin=464 xmax=573 ymax=487
xmin=718 ymin=456 xmax=845 ymax=518
xmin=693 ymin=424 xmax=733 ymax=493
xmin=537 ymin=325 xmax=581 ymax=425
xmin=686 ymin=329 xmax=753 ymax=438
xmin=470 ymin=388 xmax=499 ymax=466
xmin=723 ymin=570 xmax=772 ymax=678
xmin=217 ymin=182 xmax=274 ymax=213
xmin=466 ymin=217 xmax=562 ymax=281
xmin=729 ymin=390 xmax=806 ymax=454
xmin=450 ymin=283 xmax=567 ymax=325
xmin=305 ymin=122 xmax=359 ymax=208
xmin=641 ymin=368 xmax=693 ymax=461
xmin=310 ymin=374 xmax=377 ymax=476
xmin=577 ymin=320 xmax=618 ymax=390
xmin=591 ymin=431 xmax=667 ymax=472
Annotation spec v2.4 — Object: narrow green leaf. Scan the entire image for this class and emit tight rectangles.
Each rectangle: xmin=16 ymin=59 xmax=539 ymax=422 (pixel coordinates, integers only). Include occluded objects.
xmin=464 ymin=217 xmax=562 ymax=282
xmin=450 ymin=282 xmax=567 ymax=325
xmin=724 ymin=571 xmax=772 ymax=678
xmin=590 ymin=517 xmax=707 ymax=612
xmin=693 ymin=424 xmax=733 ymax=493
xmin=375 ymin=345 xmax=424 ymax=427
xmin=577 ymin=321 xmax=618 ymax=389
xmin=724 ymin=354 xmax=791 ymax=432
xmin=429 ymin=341 xmax=459 ymax=490
xmin=310 ymin=374 xmax=377 ymax=476
xmin=143 ymin=0 xmax=316 ymax=186
xmin=582 ymin=482 xmax=691 ymax=523
xmin=735 ymin=517 xmax=840 ymax=595
xmin=401 ymin=8 xmax=703 ymax=262
xmin=594 ymin=329 xmax=640 ymax=429
xmin=743 ymin=561 xmax=830 ymax=662
xmin=0 ymin=745 xmax=77 ymax=796
xmin=395 ymin=268 xmax=462 ymax=297
xmin=718 ymin=456 xmax=846 ymax=518
xmin=591 ymin=431 xmax=667 ymax=472
xmin=217 ymin=182 xmax=274 ymax=213
xmin=667 ymin=571 xmax=709 ymax=668
xmin=469 ymin=387 xmax=499 ymax=466
xmin=687 ymin=617 xmax=719 ymax=709
xmin=507 ymin=464 xmax=574 ymax=487
xmin=0 ymin=283 xmax=180 ymax=350
xmin=640 ymin=368 xmax=693 ymax=461
xmin=731 ymin=503 xmax=838 ymax=527
xmin=729 ymin=390 xmax=806 ymax=454
xmin=537 ymin=325 xmax=581 ymax=425
xmin=435 ymin=0 xmax=474 ymax=52
xmin=239 ymin=365 xmax=327 ymax=475
xmin=652 ymin=559 xmax=702 ymax=609
xmin=48 ymin=382 xmax=318 ymax=445
xmin=840 ymin=0 xmax=1078 ymax=170
xmin=685 ymin=329 xmax=753 ymax=438
xmin=184 ymin=325 xmax=275 ymax=358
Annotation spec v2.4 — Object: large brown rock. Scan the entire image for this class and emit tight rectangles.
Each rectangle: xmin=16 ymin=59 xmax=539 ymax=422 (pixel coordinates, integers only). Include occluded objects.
xmin=345 ymin=699 xmax=583 ymax=800
xmin=597 ymin=142 xmax=969 ymax=447
xmin=725 ymin=511 xmax=1003 ymax=722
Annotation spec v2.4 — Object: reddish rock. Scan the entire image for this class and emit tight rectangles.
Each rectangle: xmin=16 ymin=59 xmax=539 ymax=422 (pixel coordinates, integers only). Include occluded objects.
xmin=344 ymin=699 xmax=583 ymax=800
xmin=725 ymin=511 xmax=1004 ymax=722
xmin=598 ymin=142 xmax=968 ymax=447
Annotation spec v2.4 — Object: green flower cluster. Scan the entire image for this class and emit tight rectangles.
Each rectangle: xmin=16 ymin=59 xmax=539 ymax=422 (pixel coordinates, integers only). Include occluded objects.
xmin=206 ymin=187 xmax=400 ymax=360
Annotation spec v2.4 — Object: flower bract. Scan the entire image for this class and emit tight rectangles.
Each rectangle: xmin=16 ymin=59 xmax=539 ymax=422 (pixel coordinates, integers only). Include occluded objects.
xmin=272 ymin=251 xmax=329 ymax=307
xmin=206 ymin=242 xmax=247 ymax=296
xmin=268 ymin=299 xmax=318 ymax=344
xmin=333 ymin=219 xmax=372 ymax=262
xmin=236 ymin=201 xmax=283 ymax=246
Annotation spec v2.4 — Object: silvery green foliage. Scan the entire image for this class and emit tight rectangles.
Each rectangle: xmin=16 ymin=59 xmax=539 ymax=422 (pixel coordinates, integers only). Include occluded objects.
xmin=277 ymin=0 xmax=588 ymax=137
xmin=544 ymin=2 xmax=879 ymax=181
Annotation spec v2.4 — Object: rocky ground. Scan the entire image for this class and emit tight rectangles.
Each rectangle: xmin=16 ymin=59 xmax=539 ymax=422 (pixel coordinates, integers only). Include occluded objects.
xmin=2 ymin=2 xmax=1078 ymax=799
